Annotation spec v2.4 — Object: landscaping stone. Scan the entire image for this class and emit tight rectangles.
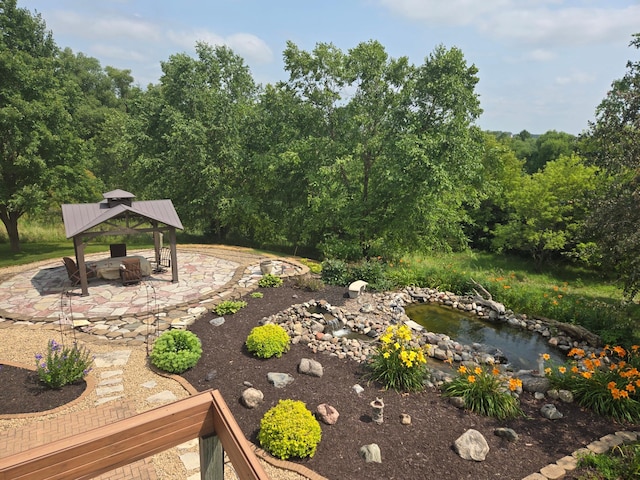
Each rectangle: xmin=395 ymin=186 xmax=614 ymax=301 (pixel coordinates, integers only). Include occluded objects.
xmin=541 ymin=404 xmax=564 ymax=420
xmin=454 ymin=429 xmax=490 ymax=461
xmin=241 ymin=387 xmax=264 ymax=408
xmin=316 ymin=403 xmax=339 ymax=425
xmin=298 ymin=358 xmax=324 ymax=377
xmin=267 ymin=372 xmax=294 ymax=388
xmin=494 ymin=427 xmax=519 ymax=442
xmin=358 ymin=443 xmax=381 ymax=463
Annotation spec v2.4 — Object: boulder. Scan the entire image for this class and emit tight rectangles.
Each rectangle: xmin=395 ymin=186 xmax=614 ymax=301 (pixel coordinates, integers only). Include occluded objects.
xmin=299 ymin=358 xmax=324 ymax=377
xmin=240 ymin=388 xmax=263 ymax=408
xmin=454 ymin=429 xmax=490 ymax=461
xmin=316 ymin=403 xmax=340 ymax=425
xmin=358 ymin=443 xmax=381 ymax=463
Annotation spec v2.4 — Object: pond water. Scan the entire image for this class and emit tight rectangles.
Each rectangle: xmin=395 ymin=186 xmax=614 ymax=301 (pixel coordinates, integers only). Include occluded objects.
xmin=405 ymin=303 xmax=566 ymax=371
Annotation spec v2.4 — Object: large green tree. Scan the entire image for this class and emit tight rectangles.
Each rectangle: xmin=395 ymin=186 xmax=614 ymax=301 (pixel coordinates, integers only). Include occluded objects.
xmin=581 ymin=33 xmax=640 ymax=298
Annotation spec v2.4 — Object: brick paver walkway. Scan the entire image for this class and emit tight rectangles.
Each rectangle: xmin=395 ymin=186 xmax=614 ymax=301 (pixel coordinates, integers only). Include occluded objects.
xmin=0 ymin=401 xmax=157 ymax=479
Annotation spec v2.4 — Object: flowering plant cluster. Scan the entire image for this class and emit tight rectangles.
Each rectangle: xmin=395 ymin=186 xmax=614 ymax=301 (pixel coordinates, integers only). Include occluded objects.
xmin=544 ymin=345 xmax=640 ymax=422
xmin=367 ymin=324 xmax=429 ymax=392
xmin=35 ymin=339 xmax=93 ymax=389
xmin=443 ymin=364 xmax=524 ymax=419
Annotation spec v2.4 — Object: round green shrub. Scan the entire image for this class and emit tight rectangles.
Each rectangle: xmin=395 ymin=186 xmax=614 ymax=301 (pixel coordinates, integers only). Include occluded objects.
xmin=245 ymin=324 xmax=290 ymax=359
xmin=150 ymin=330 xmax=202 ymax=373
xmin=258 ymin=399 xmax=322 ymax=460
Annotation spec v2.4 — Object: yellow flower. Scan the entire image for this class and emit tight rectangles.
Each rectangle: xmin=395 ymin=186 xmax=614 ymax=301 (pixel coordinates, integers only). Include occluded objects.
xmin=474 ymin=366 xmax=482 ymax=375
xmin=394 ymin=342 xmax=400 ymax=350
xmin=558 ymin=366 xmax=567 ymax=374
xmin=458 ymin=365 xmax=468 ymax=374
xmin=508 ymin=378 xmax=522 ymax=391
xmin=383 ymin=351 xmax=390 ymax=359
xmin=467 ymin=375 xmax=476 ymax=383
xmin=544 ymin=367 xmax=552 ymax=375
xmin=542 ymin=353 xmax=550 ymax=361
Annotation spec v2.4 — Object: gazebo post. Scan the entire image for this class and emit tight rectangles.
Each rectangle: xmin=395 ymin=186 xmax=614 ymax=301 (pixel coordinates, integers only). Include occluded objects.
xmin=74 ymin=236 xmax=89 ymax=296
xmin=169 ymin=227 xmax=178 ymax=283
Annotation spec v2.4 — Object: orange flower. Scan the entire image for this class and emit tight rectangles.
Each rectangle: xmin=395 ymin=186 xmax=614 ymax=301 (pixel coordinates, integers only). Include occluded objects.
xmin=474 ymin=366 xmax=483 ymax=375
xmin=467 ymin=375 xmax=476 ymax=383
xmin=581 ymin=371 xmax=592 ymax=379
xmin=503 ymin=285 xmax=511 ymax=289
xmin=608 ymin=381 xmax=617 ymax=390
xmin=542 ymin=353 xmax=550 ymax=361
xmin=458 ymin=365 xmax=468 ymax=374
xmin=626 ymin=383 xmax=636 ymax=393
xmin=544 ymin=367 xmax=552 ymax=375
xmin=614 ymin=346 xmax=627 ymax=357
xmin=492 ymin=367 xmax=500 ymax=376
xmin=553 ymin=286 xmax=559 ymax=291
xmin=571 ymin=366 xmax=579 ymax=374
xmin=557 ymin=294 xmax=563 ymax=299
xmin=558 ymin=366 xmax=567 ymax=374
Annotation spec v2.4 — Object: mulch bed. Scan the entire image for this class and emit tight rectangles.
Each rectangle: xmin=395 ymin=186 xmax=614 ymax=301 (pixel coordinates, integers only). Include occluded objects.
xmin=1 ymin=278 xmax=635 ymax=479
xmin=0 ymin=364 xmax=86 ymax=415
xmin=181 ymin=279 xmax=637 ymax=480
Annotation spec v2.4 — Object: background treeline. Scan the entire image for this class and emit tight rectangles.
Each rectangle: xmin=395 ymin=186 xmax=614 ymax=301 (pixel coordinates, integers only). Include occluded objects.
xmin=2 ymin=1 xmax=640 ymax=300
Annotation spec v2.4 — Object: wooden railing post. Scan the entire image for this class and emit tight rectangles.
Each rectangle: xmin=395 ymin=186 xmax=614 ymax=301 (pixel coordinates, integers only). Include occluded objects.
xmin=199 ymin=434 xmax=224 ymax=480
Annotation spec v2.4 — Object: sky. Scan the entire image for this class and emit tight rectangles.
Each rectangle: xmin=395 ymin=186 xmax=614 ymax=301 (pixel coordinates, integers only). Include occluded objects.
xmin=18 ymin=0 xmax=640 ymax=135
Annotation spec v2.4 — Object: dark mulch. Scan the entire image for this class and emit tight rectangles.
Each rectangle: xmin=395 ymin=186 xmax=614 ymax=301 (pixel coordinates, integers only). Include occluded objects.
xmin=0 ymin=364 xmax=86 ymax=415
xmin=181 ymin=279 xmax=637 ymax=480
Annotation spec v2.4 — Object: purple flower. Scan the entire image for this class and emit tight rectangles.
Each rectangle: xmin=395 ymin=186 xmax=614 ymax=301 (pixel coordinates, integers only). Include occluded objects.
xmin=35 ymin=353 xmax=43 ymax=361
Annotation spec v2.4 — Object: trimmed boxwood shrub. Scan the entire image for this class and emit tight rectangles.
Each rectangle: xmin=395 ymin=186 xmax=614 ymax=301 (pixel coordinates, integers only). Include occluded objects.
xmin=150 ymin=330 xmax=202 ymax=373
xmin=245 ymin=324 xmax=290 ymax=359
xmin=258 ymin=399 xmax=322 ymax=459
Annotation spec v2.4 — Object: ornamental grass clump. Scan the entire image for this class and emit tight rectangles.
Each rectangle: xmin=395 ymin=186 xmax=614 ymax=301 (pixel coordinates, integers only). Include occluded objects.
xmin=367 ymin=324 xmax=429 ymax=392
xmin=35 ymin=339 xmax=93 ymax=389
xmin=443 ymin=364 xmax=524 ymax=419
xmin=258 ymin=399 xmax=322 ymax=460
xmin=150 ymin=330 xmax=202 ymax=374
xmin=544 ymin=345 xmax=640 ymax=422
xmin=246 ymin=324 xmax=290 ymax=359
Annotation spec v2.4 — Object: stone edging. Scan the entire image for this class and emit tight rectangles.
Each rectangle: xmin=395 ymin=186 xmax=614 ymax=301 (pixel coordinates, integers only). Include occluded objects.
xmin=0 ymin=360 xmax=97 ymax=420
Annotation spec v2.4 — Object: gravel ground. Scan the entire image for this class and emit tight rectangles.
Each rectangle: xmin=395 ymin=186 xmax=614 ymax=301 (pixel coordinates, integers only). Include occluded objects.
xmin=0 ymin=324 xmax=312 ymax=479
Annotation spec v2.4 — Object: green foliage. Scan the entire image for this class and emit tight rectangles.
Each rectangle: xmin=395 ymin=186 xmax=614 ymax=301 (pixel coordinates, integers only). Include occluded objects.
xmin=213 ymin=300 xmax=247 ymax=315
xmin=298 ymin=258 xmax=322 ymax=274
xmin=35 ymin=339 xmax=93 ymax=389
xmin=443 ymin=364 xmax=524 ymax=419
xmin=246 ymin=324 xmax=290 ymax=359
xmin=250 ymin=292 xmax=264 ymax=298
xmin=258 ymin=273 xmax=283 ymax=288
xmin=150 ymin=330 xmax=202 ymax=374
xmin=491 ymin=154 xmax=604 ymax=265
xmin=544 ymin=346 xmax=640 ymax=422
xmin=367 ymin=324 xmax=429 ymax=392
xmin=291 ymin=274 xmax=324 ymax=292
xmin=320 ymin=259 xmax=349 ymax=286
xmin=258 ymin=399 xmax=322 ymax=460
xmin=577 ymin=443 xmax=640 ymax=479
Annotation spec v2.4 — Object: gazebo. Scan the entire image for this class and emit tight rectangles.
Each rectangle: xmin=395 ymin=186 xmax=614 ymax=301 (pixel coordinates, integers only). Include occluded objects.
xmin=61 ymin=190 xmax=184 ymax=295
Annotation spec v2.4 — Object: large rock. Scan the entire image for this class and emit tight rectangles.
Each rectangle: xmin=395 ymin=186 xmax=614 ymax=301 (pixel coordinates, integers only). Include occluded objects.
xmin=454 ymin=429 xmax=490 ymax=461
xmin=241 ymin=388 xmax=263 ymax=408
xmin=520 ymin=374 xmax=551 ymax=393
xmin=267 ymin=372 xmax=295 ymax=388
xmin=316 ymin=403 xmax=340 ymax=425
xmin=358 ymin=443 xmax=381 ymax=463
xmin=541 ymin=403 xmax=564 ymax=420
xmin=299 ymin=358 xmax=324 ymax=377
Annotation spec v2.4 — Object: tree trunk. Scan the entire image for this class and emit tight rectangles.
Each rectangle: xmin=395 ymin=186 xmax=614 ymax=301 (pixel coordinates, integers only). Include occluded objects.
xmin=0 ymin=208 xmax=21 ymax=253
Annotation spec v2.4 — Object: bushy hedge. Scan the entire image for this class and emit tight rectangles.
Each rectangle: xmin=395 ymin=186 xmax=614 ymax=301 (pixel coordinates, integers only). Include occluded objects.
xmin=150 ymin=330 xmax=202 ymax=373
xmin=258 ymin=399 xmax=322 ymax=459
xmin=246 ymin=324 xmax=290 ymax=359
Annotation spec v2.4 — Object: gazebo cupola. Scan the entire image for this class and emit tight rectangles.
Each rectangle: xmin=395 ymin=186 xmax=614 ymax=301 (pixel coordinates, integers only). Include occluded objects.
xmin=104 ymin=189 xmax=135 ymax=208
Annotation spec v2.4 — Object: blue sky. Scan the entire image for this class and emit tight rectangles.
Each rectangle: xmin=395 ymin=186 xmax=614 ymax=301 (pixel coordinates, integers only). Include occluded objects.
xmin=19 ymin=0 xmax=640 ymax=135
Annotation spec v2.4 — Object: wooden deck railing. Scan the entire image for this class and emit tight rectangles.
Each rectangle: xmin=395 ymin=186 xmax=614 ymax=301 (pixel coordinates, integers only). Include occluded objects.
xmin=0 ymin=389 xmax=269 ymax=480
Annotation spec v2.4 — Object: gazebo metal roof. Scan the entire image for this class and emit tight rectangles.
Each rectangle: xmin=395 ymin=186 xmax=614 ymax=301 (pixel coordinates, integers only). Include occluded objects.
xmin=61 ymin=190 xmax=184 ymax=295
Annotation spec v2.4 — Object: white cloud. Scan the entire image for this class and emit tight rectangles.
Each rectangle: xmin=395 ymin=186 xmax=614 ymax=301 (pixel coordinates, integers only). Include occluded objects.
xmin=48 ymin=10 xmax=162 ymax=43
xmin=91 ymin=44 xmax=148 ymax=62
xmin=555 ymin=71 xmax=595 ymax=86
xmin=377 ymin=0 xmax=640 ymax=48
xmin=167 ymin=30 xmax=273 ymax=64
xmin=526 ymin=49 xmax=556 ymax=62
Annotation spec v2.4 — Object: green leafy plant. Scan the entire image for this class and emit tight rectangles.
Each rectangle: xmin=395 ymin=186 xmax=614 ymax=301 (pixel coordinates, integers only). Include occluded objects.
xmin=321 ymin=259 xmax=349 ymax=286
xmin=443 ymin=364 xmax=524 ymax=419
xmin=35 ymin=339 xmax=93 ymax=389
xmin=298 ymin=258 xmax=322 ymax=274
xmin=246 ymin=324 xmax=290 ymax=359
xmin=213 ymin=300 xmax=247 ymax=315
xmin=258 ymin=399 xmax=322 ymax=460
xmin=250 ymin=292 xmax=264 ymax=298
xmin=258 ymin=274 xmax=283 ymax=288
xmin=577 ymin=443 xmax=640 ymax=479
xmin=150 ymin=330 xmax=202 ymax=374
xmin=544 ymin=345 xmax=640 ymax=422
xmin=367 ymin=324 xmax=429 ymax=392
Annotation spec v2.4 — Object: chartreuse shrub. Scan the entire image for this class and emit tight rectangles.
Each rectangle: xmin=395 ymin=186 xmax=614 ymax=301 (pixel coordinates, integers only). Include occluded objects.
xmin=367 ymin=324 xmax=430 ymax=392
xmin=35 ymin=339 xmax=93 ymax=389
xmin=150 ymin=330 xmax=202 ymax=374
xmin=258 ymin=399 xmax=322 ymax=460
xmin=443 ymin=364 xmax=524 ymax=419
xmin=298 ymin=258 xmax=322 ymax=274
xmin=544 ymin=345 xmax=640 ymax=422
xmin=245 ymin=324 xmax=290 ymax=359
xmin=258 ymin=273 xmax=283 ymax=288
xmin=213 ymin=300 xmax=247 ymax=315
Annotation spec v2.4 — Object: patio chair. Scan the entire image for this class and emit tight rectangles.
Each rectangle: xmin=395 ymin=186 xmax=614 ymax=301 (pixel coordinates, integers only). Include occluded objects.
xmin=149 ymin=247 xmax=171 ymax=273
xmin=63 ymin=257 xmax=97 ymax=286
xmin=120 ymin=257 xmax=142 ymax=285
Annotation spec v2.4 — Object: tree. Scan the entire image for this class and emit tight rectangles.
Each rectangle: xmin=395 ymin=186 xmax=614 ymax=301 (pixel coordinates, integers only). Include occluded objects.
xmin=527 ymin=130 xmax=576 ymax=173
xmin=0 ymin=0 xmax=61 ymax=251
xmin=491 ymin=154 xmax=603 ymax=265
xmin=581 ymin=33 xmax=640 ymax=298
